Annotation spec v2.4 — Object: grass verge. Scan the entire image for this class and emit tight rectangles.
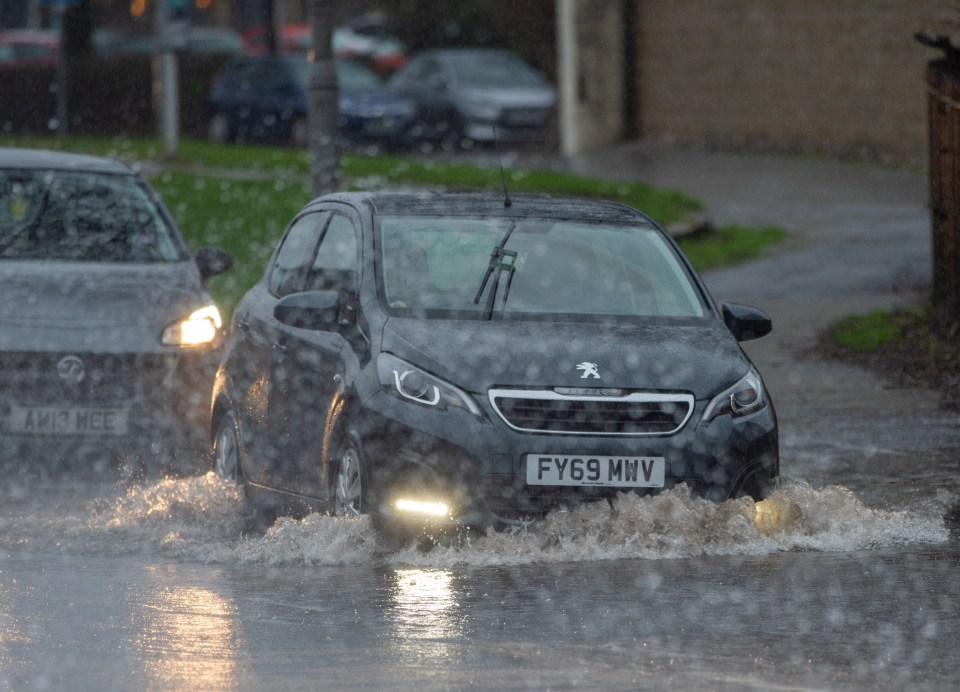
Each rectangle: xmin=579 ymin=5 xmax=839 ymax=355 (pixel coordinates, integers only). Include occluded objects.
xmin=820 ymin=306 xmax=960 ymax=409
xmin=2 ymin=135 xmax=786 ymax=316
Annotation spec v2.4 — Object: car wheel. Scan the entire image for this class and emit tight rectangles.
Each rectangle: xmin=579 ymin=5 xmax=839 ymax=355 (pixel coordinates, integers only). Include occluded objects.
xmin=213 ymin=411 xmax=241 ymax=482
xmin=291 ymin=116 xmax=309 ymax=148
xmin=208 ymin=112 xmax=230 ymax=144
xmin=333 ymin=437 xmax=363 ymax=517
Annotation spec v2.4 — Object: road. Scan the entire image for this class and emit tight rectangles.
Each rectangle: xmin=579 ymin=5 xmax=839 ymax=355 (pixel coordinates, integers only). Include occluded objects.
xmin=1 ymin=144 xmax=959 ymax=690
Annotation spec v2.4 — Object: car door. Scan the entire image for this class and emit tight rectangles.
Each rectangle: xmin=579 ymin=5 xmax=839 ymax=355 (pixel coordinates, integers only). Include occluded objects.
xmin=267 ymin=210 xmax=361 ymax=500
xmin=233 ymin=211 xmax=325 ymax=485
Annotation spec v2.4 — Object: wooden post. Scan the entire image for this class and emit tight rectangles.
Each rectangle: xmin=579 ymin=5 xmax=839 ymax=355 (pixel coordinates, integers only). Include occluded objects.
xmin=926 ymin=59 xmax=960 ymax=327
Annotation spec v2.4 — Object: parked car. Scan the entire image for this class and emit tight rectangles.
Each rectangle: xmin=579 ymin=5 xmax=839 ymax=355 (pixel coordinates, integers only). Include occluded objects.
xmin=241 ymin=22 xmax=311 ymax=57
xmin=242 ymin=15 xmax=406 ymax=75
xmin=333 ymin=12 xmax=407 ymax=75
xmin=210 ymin=190 xmax=779 ymax=537
xmin=206 ymin=55 xmax=417 ymax=148
xmin=0 ymin=148 xmax=232 ymax=471
xmin=0 ymin=29 xmax=58 ymax=67
xmin=388 ymin=48 xmax=557 ymax=148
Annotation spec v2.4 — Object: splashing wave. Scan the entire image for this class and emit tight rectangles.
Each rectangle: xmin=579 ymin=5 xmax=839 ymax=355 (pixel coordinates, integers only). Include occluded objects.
xmin=4 ymin=472 xmax=942 ymax=567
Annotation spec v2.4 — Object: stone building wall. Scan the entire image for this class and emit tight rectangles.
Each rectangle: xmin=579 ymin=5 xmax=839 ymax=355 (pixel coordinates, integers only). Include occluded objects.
xmin=633 ymin=0 xmax=955 ymax=163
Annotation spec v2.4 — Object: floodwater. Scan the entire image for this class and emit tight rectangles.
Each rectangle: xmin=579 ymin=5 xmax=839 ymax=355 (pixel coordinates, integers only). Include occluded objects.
xmin=1 ymin=462 xmax=959 ymax=691
xmin=0 ymin=470 xmax=950 ymax=568
xmin=2 ymin=147 xmax=959 ymax=689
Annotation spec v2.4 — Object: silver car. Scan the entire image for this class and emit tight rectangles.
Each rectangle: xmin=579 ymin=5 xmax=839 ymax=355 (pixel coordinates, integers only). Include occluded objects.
xmin=389 ymin=48 xmax=557 ymax=148
xmin=0 ymin=148 xmax=231 ymax=473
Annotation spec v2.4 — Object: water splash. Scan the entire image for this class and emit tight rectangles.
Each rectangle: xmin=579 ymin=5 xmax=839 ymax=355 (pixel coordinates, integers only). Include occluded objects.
xmin=0 ymin=473 xmax=948 ymax=566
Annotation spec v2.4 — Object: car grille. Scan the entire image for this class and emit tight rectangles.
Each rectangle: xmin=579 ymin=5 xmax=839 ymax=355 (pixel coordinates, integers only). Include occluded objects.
xmin=0 ymin=352 xmax=176 ymax=405
xmin=501 ymin=108 xmax=547 ymax=127
xmin=488 ymin=388 xmax=694 ymax=436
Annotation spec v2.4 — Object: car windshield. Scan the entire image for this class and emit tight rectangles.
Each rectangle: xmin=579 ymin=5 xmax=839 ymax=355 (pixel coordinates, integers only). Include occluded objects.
xmin=449 ymin=53 xmax=548 ymax=88
xmin=0 ymin=169 xmax=185 ymax=262
xmin=285 ymin=58 xmax=382 ymax=91
xmin=378 ymin=216 xmax=706 ymax=320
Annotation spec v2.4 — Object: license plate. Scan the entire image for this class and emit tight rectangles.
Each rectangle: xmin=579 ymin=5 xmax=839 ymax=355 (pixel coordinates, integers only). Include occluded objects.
xmin=526 ymin=454 xmax=665 ymax=488
xmin=10 ymin=405 xmax=129 ymax=436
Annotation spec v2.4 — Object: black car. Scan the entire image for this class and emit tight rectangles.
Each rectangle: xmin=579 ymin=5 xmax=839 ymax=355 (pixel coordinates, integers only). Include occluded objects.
xmin=211 ymin=191 xmax=778 ymax=532
xmin=0 ymin=148 xmax=232 ymax=471
xmin=388 ymin=48 xmax=557 ymax=148
xmin=206 ymin=55 xmax=417 ymax=148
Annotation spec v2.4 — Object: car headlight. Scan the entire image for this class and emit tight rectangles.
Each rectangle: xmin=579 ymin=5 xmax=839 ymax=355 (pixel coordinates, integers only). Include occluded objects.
xmin=377 ymin=353 xmax=482 ymax=417
xmin=702 ymin=367 xmax=767 ymax=422
xmin=161 ymin=305 xmax=223 ymax=347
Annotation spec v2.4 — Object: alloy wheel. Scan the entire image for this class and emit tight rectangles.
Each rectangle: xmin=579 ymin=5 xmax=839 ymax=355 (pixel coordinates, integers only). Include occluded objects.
xmin=334 ymin=446 xmax=362 ymax=517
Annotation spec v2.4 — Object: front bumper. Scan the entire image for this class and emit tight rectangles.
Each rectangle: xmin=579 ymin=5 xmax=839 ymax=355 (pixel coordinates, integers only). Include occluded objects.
xmin=358 ymin=389 xmax=779 ymax=529
xmin=0 ymin=347 xmax=222 ymax=461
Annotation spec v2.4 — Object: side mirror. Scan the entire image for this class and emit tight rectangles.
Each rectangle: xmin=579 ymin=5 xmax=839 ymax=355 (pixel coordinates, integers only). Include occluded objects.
xmin=195 ymin=246 xmax=233 ymax=279
xmin=722 ymin=303 xmax=772 ymax=342
xmin=274 ymin=290 xmax=340 ymax=330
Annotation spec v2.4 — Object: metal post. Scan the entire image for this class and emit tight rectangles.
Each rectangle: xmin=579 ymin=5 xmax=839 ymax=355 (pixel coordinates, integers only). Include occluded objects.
xmin=54 ymin=2 xmax=68 ymax=135
xmin=156 ymin=0 xmax=182 ymax=159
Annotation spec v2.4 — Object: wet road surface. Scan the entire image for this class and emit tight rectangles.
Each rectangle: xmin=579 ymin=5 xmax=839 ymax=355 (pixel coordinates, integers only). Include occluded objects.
xmin=2 ymin=145 xmax=959 ymax=690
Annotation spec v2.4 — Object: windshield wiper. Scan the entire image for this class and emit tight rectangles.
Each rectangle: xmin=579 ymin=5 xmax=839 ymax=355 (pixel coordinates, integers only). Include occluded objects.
xmin=473 ymin=222 xmax=517 ymax=319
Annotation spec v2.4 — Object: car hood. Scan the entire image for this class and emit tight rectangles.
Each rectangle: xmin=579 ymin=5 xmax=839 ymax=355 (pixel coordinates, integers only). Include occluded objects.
xmin=339 ymin=88 xmax=415 ymax=118
xmin=456 ymin=85 xmax=557 ymax=109
xmin=0 ymin=261 xmax=209 ymax=353
xmin=380 ymin=318 xmax=749 ymax=399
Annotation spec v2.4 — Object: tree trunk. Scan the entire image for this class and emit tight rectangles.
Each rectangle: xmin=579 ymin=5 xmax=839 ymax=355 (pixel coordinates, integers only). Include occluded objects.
xmin=308 ymin=0 xmax=341 ymax=197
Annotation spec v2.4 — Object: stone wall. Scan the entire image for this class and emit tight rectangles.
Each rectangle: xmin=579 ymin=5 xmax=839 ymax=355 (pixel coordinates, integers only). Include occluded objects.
xmin=633 ymin=0 xmax=955 ymax=163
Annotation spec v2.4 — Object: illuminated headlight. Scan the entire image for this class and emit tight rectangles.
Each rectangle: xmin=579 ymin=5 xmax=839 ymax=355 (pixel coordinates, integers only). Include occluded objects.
xmin=395 ymin=498 xmax=450 ymax=518
xmin=702 ymin=367 xmax=767 ymax=422
xmin=161 ymin=305 xmax=223 ymax=347
xmin=376 ymin=353 xmax=482 ymax=417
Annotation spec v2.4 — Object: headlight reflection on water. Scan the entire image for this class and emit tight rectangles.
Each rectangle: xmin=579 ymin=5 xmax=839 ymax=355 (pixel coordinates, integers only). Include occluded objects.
xmin=387 ymin=569 xmax=463 ymax=659
xmin=133 ymin=582 xmax=242 ymax=689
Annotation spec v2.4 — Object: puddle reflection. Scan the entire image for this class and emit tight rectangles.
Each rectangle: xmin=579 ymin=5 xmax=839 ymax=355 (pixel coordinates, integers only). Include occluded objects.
xmin=132 ymin=582 xmax=243 ymax=689
xmin=387 ymin=568 xmax=465 ymax=659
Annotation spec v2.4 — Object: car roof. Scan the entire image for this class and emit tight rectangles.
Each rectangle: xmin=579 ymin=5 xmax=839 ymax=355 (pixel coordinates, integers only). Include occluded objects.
xmin=0 ymin=148 xmax=135 ymax=175
xmin=305 ymin=191 xmax=657 ymax=226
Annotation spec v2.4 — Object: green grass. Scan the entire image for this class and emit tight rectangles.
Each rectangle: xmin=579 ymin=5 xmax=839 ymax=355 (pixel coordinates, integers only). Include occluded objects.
xmin=829 ymin=310 xmax=910 ymax=351
xmin=148 ymin=171 xmax=311 ymax=316
xmin=2 ymin=135 xmax=785 ymax=316
xmin=677 ymin=225 xmax=786 ymax=270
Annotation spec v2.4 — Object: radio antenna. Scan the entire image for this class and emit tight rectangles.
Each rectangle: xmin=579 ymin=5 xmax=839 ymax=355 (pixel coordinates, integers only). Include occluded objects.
xmin=493 ymin=126 xmax=512 ymax=208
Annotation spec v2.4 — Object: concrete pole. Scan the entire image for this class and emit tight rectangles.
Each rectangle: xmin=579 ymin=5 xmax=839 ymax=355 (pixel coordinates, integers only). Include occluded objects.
xmin=155 ymin=0 xmax=180 ymax=159
xmin=556 ymin=0 xmax=580 ymax=156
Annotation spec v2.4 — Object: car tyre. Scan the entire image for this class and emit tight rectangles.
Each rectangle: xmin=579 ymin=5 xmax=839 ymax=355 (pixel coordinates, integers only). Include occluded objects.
xmin=213 ymin=410 xmax=241 ymax=482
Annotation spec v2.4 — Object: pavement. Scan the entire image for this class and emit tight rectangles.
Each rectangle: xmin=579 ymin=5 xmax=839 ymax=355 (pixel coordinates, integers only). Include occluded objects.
xmin=519 ymin=141 xmax=958 ymax=506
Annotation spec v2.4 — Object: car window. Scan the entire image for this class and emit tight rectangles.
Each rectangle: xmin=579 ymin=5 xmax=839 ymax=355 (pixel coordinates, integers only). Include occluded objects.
xmin=378 ymin=216 xmax=705 ymax=319
xmin=304 ymin=212 xmax=358 ymax=293
xmin=268 ymin=212 xmax=325 ymax=296
xmin=336 ymin=60 xmax=383 ymax=90
xmin=450 ymin=52 xmax=548 ymax=88
xmin=0 ymin=169 xmax=185 ymax=262
xmin=399 ymin=57 xmax=443 ymax=87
